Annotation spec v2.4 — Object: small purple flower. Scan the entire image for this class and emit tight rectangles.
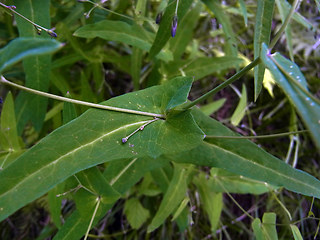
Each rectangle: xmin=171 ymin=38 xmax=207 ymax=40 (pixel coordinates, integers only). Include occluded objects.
xmin=47 ymin=29 xmax=57 ymax=38
xmin=171 ymin=15 xmax=178 ymax=37
xmin=122 ymin=138 xmax=127 ymax=143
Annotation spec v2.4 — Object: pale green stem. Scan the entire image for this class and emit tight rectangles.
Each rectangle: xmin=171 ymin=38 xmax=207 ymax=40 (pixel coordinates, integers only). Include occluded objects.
xmin=205 ymin=130 xmax=308 ymax=139
xmin=269 ymin=0 xmax=300 ymax=50
xmin=0 ymin=76 xmax=165 ymax=119
xmin=0 ymin=2 xmax=56 ymax=37
xmin=84 ymin=197 xmax=101 ymax=240
xmin=181 ymin=58 xmax=261 ymax=110
xmin=175 ymin=0 xmax=179 ymax=15
xmin=81 ymin=0 xmax=134 ymax=20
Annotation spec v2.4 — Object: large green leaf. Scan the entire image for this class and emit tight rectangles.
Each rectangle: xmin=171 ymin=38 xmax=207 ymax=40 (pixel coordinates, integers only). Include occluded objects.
xmin=0 ymin=77 xmax=205 ymax=221
xmin=73 ymin=20 xmax=173 ymax=62
xmin=13 ymin=0 xmax=54 ymax=133
xmin=202 ymin=0 xmax=238 ymax=57
xmin=253 ymin=0 xmax=275 ymax=100
xmin=0 ymin=38 xmax=62 ymax=74
xmin=260 ymin=43 xmax=320 ymax=150
xmin=173 ymin=109 xmax=320 ymax=199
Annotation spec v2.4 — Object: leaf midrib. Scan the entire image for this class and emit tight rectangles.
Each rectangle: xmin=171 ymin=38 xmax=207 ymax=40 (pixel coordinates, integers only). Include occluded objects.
xmin=205 ymin=141 xmax=320 ymax=196
xmin=0 ymin=120 xmax=149 ymax=199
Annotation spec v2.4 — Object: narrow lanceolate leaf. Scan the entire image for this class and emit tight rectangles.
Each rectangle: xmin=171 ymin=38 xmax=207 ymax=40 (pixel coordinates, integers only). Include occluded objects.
xmin=230 ymin=84 xmax=247 ymax=126
xmin=149 ymin=0 xmax=193 ymax=59
xmin=253 ymin=0 xmax=275 ymax=100
xmin=0 ymin=77 xmax=205 ymax=221
xmin=252 ymin=218 xmax=264 ymax=240
xmin=165 ymin=57 xmax=243 ymax=81
xmin=194 ymin=173 xmax=222 ymax=232
xmin=74 ymin=20 xmax=173 ymax=62
xmin=275 ymin=0 xmax=293 ymax=60
xmin=239 ymin=0 xmax=248 ymax=27
xmin=53 ymin=167 xmax=121 ymax=240
xmin=0 ymin=92 xmax=20 ymax=152
xmin=202 ymin=0 xmax=238 ymax=57
xmin=0 ymin=38 xmax=62 ymax=74
xmin=173 ymin=109 xmax=320 ymax=199
xmin=262 ymin=213 xmax=278 ymax=240
xmin=290 ymin=224 xmax=303 ymax=240
xmin=13 ymin=0 xmax=53 ymax=133
xmin=148 ymin=163 xmax=193 ymax=232
xmin=260 ymin=43 xmax=320 ymax=151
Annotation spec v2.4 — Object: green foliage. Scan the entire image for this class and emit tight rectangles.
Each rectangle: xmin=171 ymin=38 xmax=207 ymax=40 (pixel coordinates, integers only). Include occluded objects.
xmin=0 ymin=0 xmax=319 ymax=239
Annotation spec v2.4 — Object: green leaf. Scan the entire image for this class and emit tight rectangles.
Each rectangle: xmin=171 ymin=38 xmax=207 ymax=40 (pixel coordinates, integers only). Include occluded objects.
xmin=0 ymin=77 xmax=205 ymax=221
xmin=209 ymin=168 xmax=276 ymax=194
xmin=124 ymin=198 xmax=150 ymax=229
xmin=63 ymin=93 xmax=77 ymax=125
xmin=260 ymin=43 xmax=320 ymax=151
xmin=275 ymin=0 xmax=293 ymax=60
xmin=166 ymin=56 xmax=243 ymax=81
xmin=0 ymin=38 xmax=62 ymax=74
xmin=48 ymin=182 xmax=65 ymax=229
xmin=173 ymin=109 xmax=320 ymax=199
xmin=149 ymin=0 xmax=193 ymax=59
xmin=13 ymin=0 xmax=55 ymax=133
xmin=252 ymin=218 xmax=264 ymax=240
xmin=262 ymin=213 xmax=278 ymax=240
xmin=0 ymin=92 xmax=20 ymax=152
xmin=103 ymin=157 xmax=168 ymax=195
xmin=230 ymin=84 xmax=247 ymax=126
xmin=147 ymin=163 xmax=193 ymax=232
xmin=202 ymin=0 xmax=238 ymax=57
xmin=54 ymin=167 xmax=121 ymax=240
xmin=290 ymin=224 xmax=303 ymax=240
xmin=239 ymin=0 xmax=248 ymax=27
xmin=169 ymin=3 xmax=202 ymax=60
xmin=194 ymin=173 xmax=222 ymax=231
xmin=253 ymin=0 xmax=275 ymax=100
xmin=73 ymin=20 xmax=173 ymax=62
xmin=200 ymin=98 xmax=226 ymax=116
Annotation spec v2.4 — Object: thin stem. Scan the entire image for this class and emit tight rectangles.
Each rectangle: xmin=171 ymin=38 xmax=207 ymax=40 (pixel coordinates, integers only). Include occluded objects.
xmin=122 ymin=118 xmax=160 ymax=143
xmin=84 ymin=197 xmax=101 ymax=240
xmin=0 ymin=76 xmax=165 ymax=119
xmin=175 ymin=0 xmax=179 ymax=15
xmin=269 ymin=0 xmax=300 ymax=50
xmin=181 ymin=58 xmax=261 ymax=110
xmin=80 ymin=0 xmax=134 ymax=21
xmin=0 ymin=2 xmax=57 ymax=37
xmin=206 ymin=130 xmax=308 ymax=140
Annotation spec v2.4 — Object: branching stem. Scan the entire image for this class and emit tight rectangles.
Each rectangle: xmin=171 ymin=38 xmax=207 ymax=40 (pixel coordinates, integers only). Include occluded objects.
xmin=0 ymin=2 xmax=57 ymax=37
xmin=0 ymin=76 xmax=165 ymax=119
